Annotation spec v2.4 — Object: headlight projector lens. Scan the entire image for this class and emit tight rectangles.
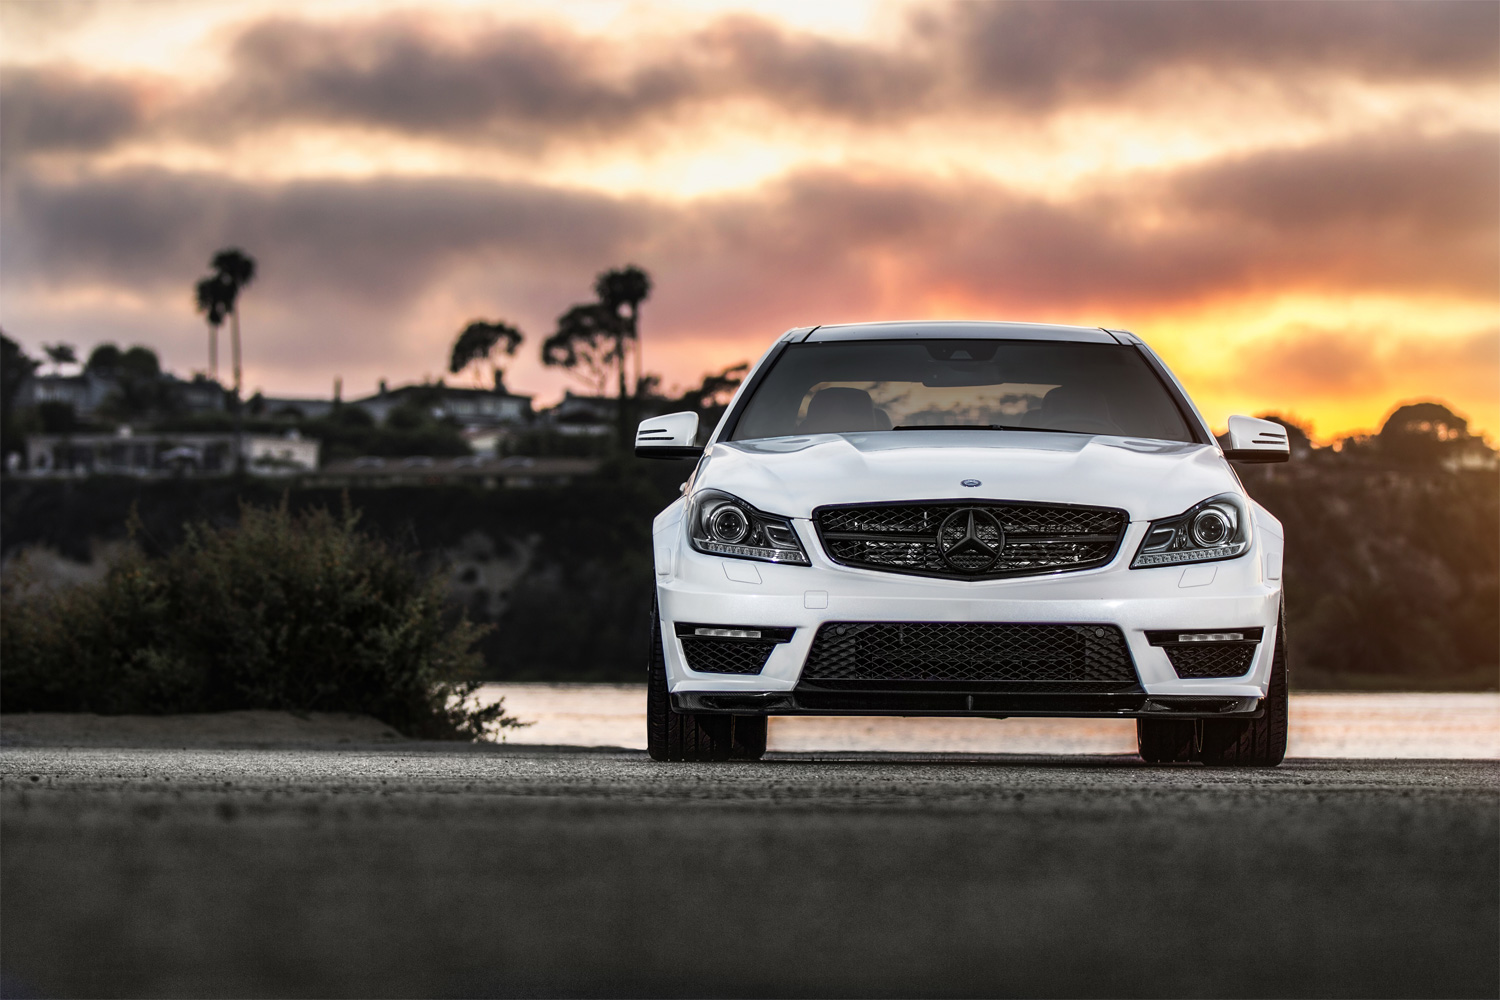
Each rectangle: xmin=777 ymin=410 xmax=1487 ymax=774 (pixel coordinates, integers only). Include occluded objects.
xmin=708 ymin=505 xmax=751 ymax=543
xmin=687 ymin=489 xmax=811 ymax=565
xmin=1131 ymin=493 xmax=1250 ymax=568
xmin=1191 ymin=508 xmax=1232 ymax=547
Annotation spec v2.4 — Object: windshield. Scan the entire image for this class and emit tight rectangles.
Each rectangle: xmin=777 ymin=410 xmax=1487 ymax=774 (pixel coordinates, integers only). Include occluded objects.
xmin=729 ymin=340 xmax=1196 ymax=443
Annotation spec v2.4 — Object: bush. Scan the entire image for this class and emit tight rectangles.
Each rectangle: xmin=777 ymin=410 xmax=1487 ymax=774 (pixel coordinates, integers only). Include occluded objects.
xmin=1 ymin=501 xmax=516 ymax=738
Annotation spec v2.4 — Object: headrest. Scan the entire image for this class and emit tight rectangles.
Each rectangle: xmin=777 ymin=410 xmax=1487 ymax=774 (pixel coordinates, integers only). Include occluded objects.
xmin=801 ymin=387 xmax=878 ymax=433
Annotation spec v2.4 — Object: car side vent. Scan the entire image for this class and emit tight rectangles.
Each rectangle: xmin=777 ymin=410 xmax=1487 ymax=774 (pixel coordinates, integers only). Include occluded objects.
xmin=1146 ymin=628 xmax=1262 ymax=679
xmin=674 ymin=623 xmax=794 ymax=675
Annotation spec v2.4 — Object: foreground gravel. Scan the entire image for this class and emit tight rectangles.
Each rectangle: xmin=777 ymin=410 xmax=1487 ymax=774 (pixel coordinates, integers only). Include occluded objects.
xmin=2 ymin=743 xmax=1496 ymax=999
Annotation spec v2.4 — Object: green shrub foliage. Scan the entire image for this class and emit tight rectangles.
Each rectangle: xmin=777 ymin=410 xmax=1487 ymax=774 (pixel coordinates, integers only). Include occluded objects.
xmin=1 ymin=502 xmax=510 ymax=737
xmin=3 ymin=456 xmax=1494 ymax=689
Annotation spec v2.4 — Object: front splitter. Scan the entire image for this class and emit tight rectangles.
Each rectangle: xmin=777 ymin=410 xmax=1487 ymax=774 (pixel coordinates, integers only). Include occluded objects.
xmin=672 ymin=688 xmax=1264 ymax=719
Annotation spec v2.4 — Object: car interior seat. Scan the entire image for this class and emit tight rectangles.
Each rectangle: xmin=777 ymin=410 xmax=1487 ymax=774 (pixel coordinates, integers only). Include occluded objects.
xmin=1021 ymin=385 xmax=1121 ymax=434
xmin=800 ymin=387 xmax=883 ymax=434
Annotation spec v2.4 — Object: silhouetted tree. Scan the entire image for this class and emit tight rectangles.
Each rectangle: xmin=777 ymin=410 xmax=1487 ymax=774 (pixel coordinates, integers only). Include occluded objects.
xmin=541 ymin=302 xmax=620 ymax=397
xmin=449 ymin=320 xmax=524 ymax=390
xmin=208 ymin=248 xmax=256 ymax=397
xmin=1 ymin=331 xmax=39 ymax=459
xmin=42 ymin=344 xmax=77 ymax=376
xmin=595 ymin=265 xmax=651 ymax=397
xmin=1379 ymin=401 xmax=1470 ymax=465
xmin=194 ymin=248 xmax=256 ymax=471
xmin=543 ymin=265 xmax=653 ymax=447
xmin=85 ymin=343 xmax=122 ymax=374
xmin=656 ymin=361 xmax=750 ymax=432
xmin=118 ymin=345 xmax=161 ymax=381
xmin=95 ymin=345 xmax=177 ymax=421
xmin=678 ymin=362 xmax=749 ymax=411
xmin=195 ymin=276 xmax=228 ymax=379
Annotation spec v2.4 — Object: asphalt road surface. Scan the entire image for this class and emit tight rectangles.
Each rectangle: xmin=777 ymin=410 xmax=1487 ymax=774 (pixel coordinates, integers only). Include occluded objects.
xmin=2 ymin=744 xmax=1496 ymax=999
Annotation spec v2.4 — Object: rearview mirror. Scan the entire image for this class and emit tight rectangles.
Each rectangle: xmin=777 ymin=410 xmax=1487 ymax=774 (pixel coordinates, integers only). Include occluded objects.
xmin=635 ymin=411 xmax=703 ymax=459
xmin=1223 ymin=415 xmax=1290 ymax=463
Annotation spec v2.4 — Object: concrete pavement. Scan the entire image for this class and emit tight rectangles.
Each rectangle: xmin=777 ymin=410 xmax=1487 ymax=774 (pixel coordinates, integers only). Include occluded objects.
xmin=2 ymin=744 xmax=1496 ymax=998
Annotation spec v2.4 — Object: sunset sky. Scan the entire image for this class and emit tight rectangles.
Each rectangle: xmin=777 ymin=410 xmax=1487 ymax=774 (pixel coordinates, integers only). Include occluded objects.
xmin=2 ymin=0 xmax=1496 ymax=441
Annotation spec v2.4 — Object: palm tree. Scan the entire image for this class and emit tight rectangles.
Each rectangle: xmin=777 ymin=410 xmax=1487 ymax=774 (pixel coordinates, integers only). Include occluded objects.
xmin=193 ymin=248 xmax=255 ymax=472
xmin=542 ymin=265 xmax=653 ymax=447
xmin=449 ymin=320 xmax=524 ymax=389
xmin=194 ymin=276 xmax=227 ymax=379
xmin=209 ymin=248 xmax=256 ymax=397
xmin=42 ymin=343 xmax=77 ymax=376
xmin=594 ymin=265 xmax=651 ymax=403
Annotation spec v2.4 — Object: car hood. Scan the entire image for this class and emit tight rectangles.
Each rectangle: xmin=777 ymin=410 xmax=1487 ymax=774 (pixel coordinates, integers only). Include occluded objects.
xmin=695 ymin=431 xmax=1240 ymax=522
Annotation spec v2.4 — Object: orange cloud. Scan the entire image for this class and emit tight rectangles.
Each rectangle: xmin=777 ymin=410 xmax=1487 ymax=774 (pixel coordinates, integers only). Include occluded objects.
xmin=4 ymin=3 xmax=1495 ymax=162
xmin=2 ymin=2 xmax=1494 ymax=441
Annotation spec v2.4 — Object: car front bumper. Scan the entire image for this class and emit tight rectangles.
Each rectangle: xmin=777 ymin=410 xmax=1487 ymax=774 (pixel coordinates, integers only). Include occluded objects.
xmin=655 ymin=515 xmax=1283 ymax=718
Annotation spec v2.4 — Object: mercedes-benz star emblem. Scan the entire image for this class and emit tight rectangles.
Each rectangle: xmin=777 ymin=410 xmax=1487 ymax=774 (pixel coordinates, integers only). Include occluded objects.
xmin=960 ymin=479 xmax=982 ymax=487
xmin=937 ymin=508 xmax=1005 ymax=573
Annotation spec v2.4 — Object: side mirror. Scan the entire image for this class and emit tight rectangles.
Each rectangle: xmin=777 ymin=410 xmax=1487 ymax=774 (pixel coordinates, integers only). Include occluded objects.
xmin=635 ymin=411 xmax=703 ymax=459
xmin=1223 ymin=415 xmax=1290 ymax=463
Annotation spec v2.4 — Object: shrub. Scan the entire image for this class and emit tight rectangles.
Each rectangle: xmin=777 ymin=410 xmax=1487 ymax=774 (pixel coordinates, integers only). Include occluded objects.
xmin=1 ymin=501 xmax=516 ymax=738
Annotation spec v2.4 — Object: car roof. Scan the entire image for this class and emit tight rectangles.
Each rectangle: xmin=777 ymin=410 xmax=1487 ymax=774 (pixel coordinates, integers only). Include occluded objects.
xmin=789 ymin=321 xmax=1123 ymax=344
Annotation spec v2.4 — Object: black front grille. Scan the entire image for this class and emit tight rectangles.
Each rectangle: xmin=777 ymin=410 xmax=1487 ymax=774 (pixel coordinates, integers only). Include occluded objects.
xmin=679 ymin=637 xmax=777 ymax=674
xmin=1163 ymin=643 xmax=1256 ymax=678
xmin=799 ymin=622 xmax=1137 ymax=687
xmin=815 ymin=500 xmax=1127 ymax=580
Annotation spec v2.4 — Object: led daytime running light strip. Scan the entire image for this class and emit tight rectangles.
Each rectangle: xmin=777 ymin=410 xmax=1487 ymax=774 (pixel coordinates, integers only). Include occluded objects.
xmin=698 ymin=539 xmax=810 ymax=564
xmin=1132 ymin=541 xmax=1248 ymax=567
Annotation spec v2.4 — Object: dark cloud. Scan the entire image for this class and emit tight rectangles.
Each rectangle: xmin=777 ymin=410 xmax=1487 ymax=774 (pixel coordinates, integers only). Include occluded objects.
xmin=191 ymin=11 xmax=940 ymax=144
xmin=5 ymin=123 xmax=1495 ymax=410
xmin=8 ymin=126 xmax=1493 ymax=334
xmin=197 ymin=15 xmax=704 ymax=147
xmin=4 ymin=2 xmax=1493 ymax=160
xmin=6 ymin=166 xmax=650 ymax=305
xmin=946 ymin=1 xmax=1499 ymax=110
xmin=0 ymin=66 xmax=150 ymax=158
xmin=1173 ymin=130 xmax=1496 ymax=235
xmin=699 ymin=15 xmax=938 ymax=121
xmin=1151 ymin=129 xmax=1500 ymax=300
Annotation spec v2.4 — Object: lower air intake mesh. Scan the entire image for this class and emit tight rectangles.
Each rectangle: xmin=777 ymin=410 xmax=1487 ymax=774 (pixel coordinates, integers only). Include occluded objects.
xmin=800 ymin=622 xmax=1137 ymax=685
xmin=680 ymin=637 xmax=776 ymax=675
xmin=1164 ymin=643 xmax=1256 ymax=678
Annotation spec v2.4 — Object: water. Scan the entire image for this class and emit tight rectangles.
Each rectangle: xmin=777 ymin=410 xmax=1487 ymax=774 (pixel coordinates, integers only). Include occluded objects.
xmin=475 ymin=684 xmax=1500 ymax=758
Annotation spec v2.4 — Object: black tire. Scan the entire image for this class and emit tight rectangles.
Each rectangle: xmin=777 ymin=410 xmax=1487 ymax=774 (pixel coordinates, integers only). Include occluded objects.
xmin=1137 ymin=718 xmax=1196 ymax=763
xmin=646 ymin=599 xmax=764 ymax=762
xmin=1199 ymin=603 xmax=1290 ymax=767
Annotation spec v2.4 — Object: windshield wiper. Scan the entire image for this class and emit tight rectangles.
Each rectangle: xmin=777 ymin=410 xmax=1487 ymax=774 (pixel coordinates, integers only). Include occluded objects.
xmin=893 ymin=424 xmax=1001 ymax=431
xmin=988 ymin=424 xmax=1092 ymax=435
xmin=892 ymin=424 xmax=1091 ymax=435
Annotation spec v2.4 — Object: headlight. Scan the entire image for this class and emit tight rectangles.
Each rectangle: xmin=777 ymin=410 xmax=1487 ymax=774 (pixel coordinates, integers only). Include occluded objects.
xmin=688 ymin=490 xmax=810 ymax=565
xmin=1131 ymin=493 xmax=1251 ymax=568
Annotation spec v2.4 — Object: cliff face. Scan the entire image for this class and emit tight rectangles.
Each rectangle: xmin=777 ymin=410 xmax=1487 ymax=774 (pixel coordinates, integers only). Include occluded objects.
xmin=3 ymin=460 xmax=1495 ymax=688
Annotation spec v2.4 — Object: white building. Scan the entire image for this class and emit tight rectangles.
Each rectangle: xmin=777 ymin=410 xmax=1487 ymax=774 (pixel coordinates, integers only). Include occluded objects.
xmin=350 ymin=381 xmax=533 ymax=427
xmin=23 ymin=429 xmax=319 ymax=477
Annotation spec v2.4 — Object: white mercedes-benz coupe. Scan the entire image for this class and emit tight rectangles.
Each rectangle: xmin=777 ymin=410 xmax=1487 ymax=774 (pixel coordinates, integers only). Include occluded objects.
xmin=636 ymin=322 xmax=1290 ymax=765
